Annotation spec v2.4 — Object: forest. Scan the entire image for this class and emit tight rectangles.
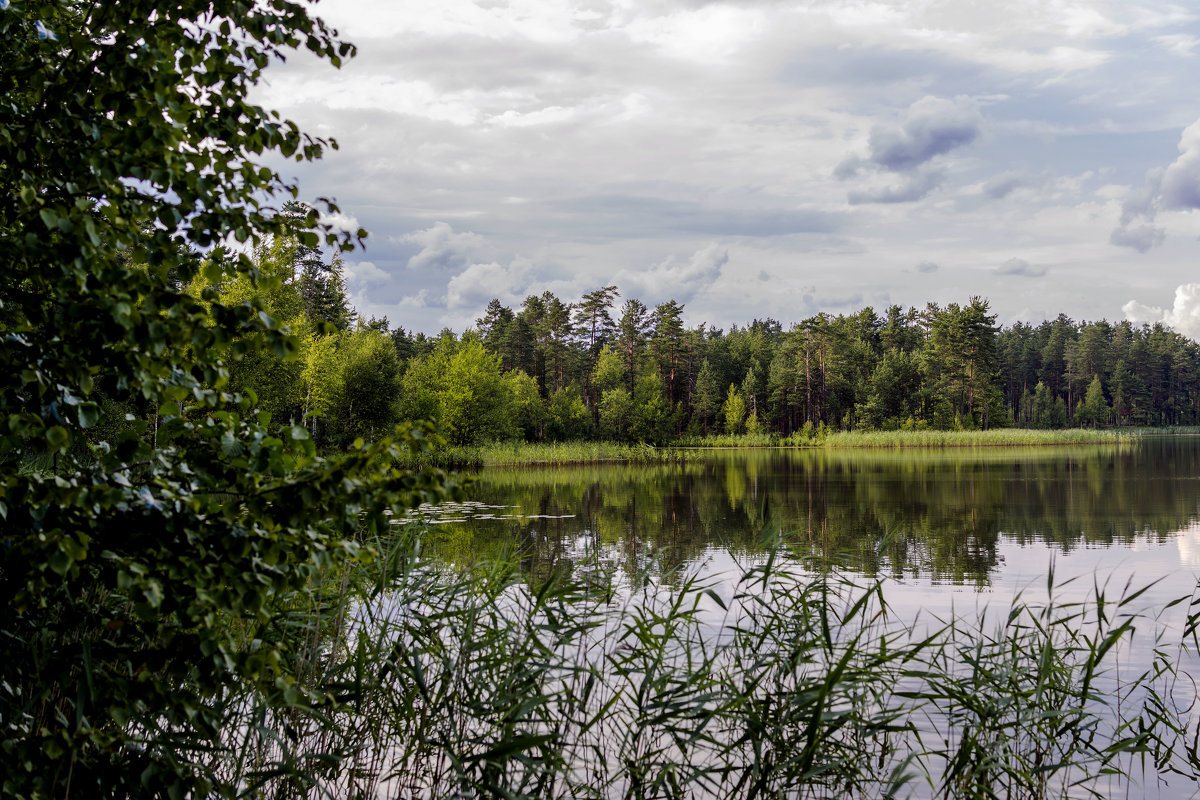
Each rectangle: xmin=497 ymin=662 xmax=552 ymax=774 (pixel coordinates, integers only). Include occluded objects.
xmin=201 ymin=222 xmax=1200 ymax=450
xmin=10 ymin=2 xmax=1200 ymax=797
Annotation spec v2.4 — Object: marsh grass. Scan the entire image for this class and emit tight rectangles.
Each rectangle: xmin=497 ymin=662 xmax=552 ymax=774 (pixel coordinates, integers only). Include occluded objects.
xmin=395 ymin=428 xmax=1147 ymax=468
xmin=687 ymin=428 xmax=1131 ymax=449
xmin=394 ymin=440 xmax=697 ymax=469
xmin=1123 ymin=425 xmax=1200 ymax=437
xmin=198 ymin=532 xmax=1200 ymax=799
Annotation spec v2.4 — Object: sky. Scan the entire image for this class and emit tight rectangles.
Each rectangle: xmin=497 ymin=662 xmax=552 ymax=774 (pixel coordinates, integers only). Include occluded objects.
xmin=253 ymin=0 xmax=1200 ymax=338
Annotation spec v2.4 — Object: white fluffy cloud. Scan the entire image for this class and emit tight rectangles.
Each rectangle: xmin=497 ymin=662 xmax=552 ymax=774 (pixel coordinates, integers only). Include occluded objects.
xmin=344 ymin=259 xmax=389 ymax=288
xmin=342 ymin=260 xmax=392 ymax=314
xmin=614 ymin=243 xmax=729 ymax=303
xmin=398 ymin=222 xmax=494 ymax=271
xmin=444 ymin=258 xmax=534 ymax=310
xmin=1123 ymin=284 xmax=1200 ymax=341
xmin=318 ymin=210 xmax=362 ymax=234
xmin=1112 ymin=117 xmax=1200 ymax=251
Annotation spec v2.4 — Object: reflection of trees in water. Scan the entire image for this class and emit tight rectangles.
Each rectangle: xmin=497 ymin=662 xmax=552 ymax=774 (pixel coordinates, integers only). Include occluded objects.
xmin=443 ymin=440 xmax=1200 ymax=585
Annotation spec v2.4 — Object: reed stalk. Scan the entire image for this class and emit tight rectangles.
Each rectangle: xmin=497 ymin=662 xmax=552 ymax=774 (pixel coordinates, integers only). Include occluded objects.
xmin=192 ymin=532 xmax=1200 ymax=799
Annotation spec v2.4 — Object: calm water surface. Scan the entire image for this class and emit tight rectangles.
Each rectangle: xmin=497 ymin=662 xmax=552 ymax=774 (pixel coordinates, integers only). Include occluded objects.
xmin=417 ymin=437 xmax=1200 ymax=611
xmin=403 ymin=437 xmax=1200 ymax=798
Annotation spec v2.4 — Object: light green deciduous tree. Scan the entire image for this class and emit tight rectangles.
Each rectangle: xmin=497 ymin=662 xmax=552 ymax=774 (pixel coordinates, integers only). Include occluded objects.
xmin=0 ymin=3 xmax=453 ymax=796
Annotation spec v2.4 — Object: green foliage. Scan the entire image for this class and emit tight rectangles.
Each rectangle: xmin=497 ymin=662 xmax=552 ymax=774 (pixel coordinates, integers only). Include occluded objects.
xmin=508 ymin=370 xmax=547 ymax=440
xmin=693 ymin=358 xmax=722 ymax=433
xmin=394 ymin=439 xmax=689 ymax=468
xmin=298 ymin=250 xmax=354 ymax=332
xmin=392 ymin=289 xmax=1200 ymax=446
xmin=599 ymin=387 xmax=635 ymax=441
xmin=591 ymin=344 xmax=625 ymax=394
xmin=682 ymin=427 xmax=1126 ymax=449
xmin=722 ymin=383 xmax=747 ymax=435
xmin=0 ymin=2 xmax=451 ymax=797
xmin=331 ymin=326 xmax=402 ymax=444
xmin=300 ymin=326 xmax=345 ymax=424
xmin=632 ymin=369 xmax=671 ymax=443
xmin=400 ymin=337 xmax=517 ymax=445
xmin=1078 ymin=374 xmax=1110 ymax=428
xmin=545 ymin=385 xmax=591 ymax=441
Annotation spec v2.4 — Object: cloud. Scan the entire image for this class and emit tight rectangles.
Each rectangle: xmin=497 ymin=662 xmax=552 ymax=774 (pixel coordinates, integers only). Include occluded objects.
xmin=818 ymin=291 xmax=865 ymax=310
xmin=847 ymin=170 xmax=944 ymax=204
xmin=864 ymin=96 xmax=983 ymax=173
xmin=1122 ymin=299 xmax=1161 ymax=325
xmin=1111 ymin=118 xmax=1200 ymax=251
xmin=396 ymin=289 xmax=430 ymax=309
xmin=996 ymin=257 xmax=1047 ymax=277
xmin=981 ymin=171 xmax=1033 ymax=199
xmin=344 ymin=260 xmax=390 ymax=287
xmin=444 ymin=257 xmax=535 ymax=310
xmin=1160 ymin=119 xmax=1200 ymax=211
xmin=318 ymin=210 xmax=361 ymax=234
xmin=253 ymin=0 xmax=1200 ymax=335
xmin=832 ymin=156 xmax=864 ymax=180
xmin=560 ymin=195 xmax=841 ymax=237
xmin=915 ymin=261 xmax=939 ymax=273
xmin=1118 ymin=168 xmax=1163 ymax=225
xmin=1155 ymin=34 xmax=1200 ymax=57
xmin=1123 ymin=284 xmax=1200 ymax=341
xmin=615 ymin=243 xmax=728 ymax=302
xmin=397 ymin=222 xmax=494 ymax=271
xmin=837 ymin=96 xmax=979 ymax=204
xmin=342 ymin=260 xmax=398 ymax=322
xmin=1108 ymin=224 xmax=1165 ymax=253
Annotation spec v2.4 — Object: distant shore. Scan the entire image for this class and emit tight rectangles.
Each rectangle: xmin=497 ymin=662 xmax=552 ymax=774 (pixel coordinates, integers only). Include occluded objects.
xmin=685 ymin=427 xmax=1135 ymax=450
xmin=392 ymin=427 xmax=1159 ymax=468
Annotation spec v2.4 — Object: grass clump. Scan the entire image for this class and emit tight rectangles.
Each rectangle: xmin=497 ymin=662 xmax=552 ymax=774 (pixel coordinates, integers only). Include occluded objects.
xmin=817 ymin=427 xmax=1130 ymax=448
xmin=194 ymin=531 xmax=1200 ymax=799
xmin=685 ymin=427 xmax=1131 ymax=449
xmin=394 ymin=427 xmax=1148 ymax=468
xmin=394 ymin=439 xmax=696 ymax=468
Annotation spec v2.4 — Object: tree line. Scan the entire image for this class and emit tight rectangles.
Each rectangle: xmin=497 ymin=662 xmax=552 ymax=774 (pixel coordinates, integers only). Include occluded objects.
xmin=196 ymin=232 xmax=1200 ymax=448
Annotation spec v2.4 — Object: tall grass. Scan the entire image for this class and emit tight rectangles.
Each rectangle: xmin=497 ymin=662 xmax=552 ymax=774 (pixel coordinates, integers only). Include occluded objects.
xmin=395 ymin=428 xmax=1145 ymax=468
xmin=395 ymin=440 xmax=696 ymax=468
xmin=196 ymin=530 xmax=1200 ymax=799
xmin=686 ymin=427 xmax=1131 ymax=449
xmin=817 ymin=427 xmax=1130 ymax=448
xmin=1122 ymin=425 xmax=1200 ymax=437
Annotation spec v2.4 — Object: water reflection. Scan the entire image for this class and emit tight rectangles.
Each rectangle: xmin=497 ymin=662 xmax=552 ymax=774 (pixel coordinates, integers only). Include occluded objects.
xmin=414 ymin=437 xmax=1200 ymax=587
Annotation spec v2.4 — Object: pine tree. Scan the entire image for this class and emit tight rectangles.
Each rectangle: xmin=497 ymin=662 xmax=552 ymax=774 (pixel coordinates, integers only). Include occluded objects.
xmin=617 ymin=299 xmax=650 ymax=395
xmin=693 ymin=358 xmax=721 ymax=433
xmin=1081 ymin=374 xmax=1110 ymax=427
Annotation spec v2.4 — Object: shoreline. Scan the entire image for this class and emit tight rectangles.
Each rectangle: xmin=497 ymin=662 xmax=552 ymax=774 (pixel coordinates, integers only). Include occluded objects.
xmin=395 ymin=427 xmax=1166 ymax=468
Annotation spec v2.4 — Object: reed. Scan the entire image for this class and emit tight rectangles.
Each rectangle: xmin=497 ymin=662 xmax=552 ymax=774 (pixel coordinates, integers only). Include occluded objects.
xmin=817 ymin=428 xmax=1130 ymax=448
xmin=394 ymin=440 xmax=696 ymax=468
xmin=679 ymin=431 xmax=782 ymax=448
xmin=393 ymin=428 xmax=1148 ymax=468
xmin=685 ymin=427 xmax=1131 ymax=449
xmin=193 ymin=530 xmax=1200 ymax=799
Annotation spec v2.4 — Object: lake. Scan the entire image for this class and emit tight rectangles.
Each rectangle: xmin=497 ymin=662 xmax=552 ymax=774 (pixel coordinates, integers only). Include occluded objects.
xmin=387 ymin=436 xmax=1200 ymax=798
xmin=412 ymin=437 xmax=1200 ymax=604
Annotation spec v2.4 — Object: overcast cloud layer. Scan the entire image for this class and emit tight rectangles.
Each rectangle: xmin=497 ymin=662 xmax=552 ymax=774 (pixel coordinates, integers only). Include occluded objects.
xmin=255 ymin=0 xmax=1200 ymax=338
